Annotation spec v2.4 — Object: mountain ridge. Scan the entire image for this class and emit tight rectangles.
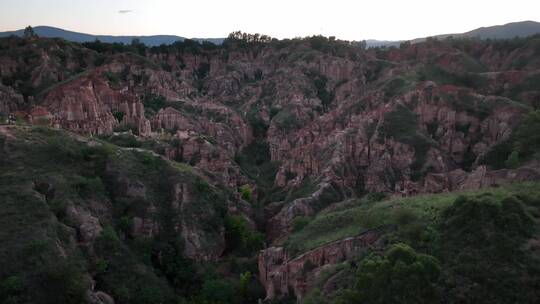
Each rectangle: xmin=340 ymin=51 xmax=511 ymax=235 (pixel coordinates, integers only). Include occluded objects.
xmin=0 ymin=25 xmax=224 ymax=46
xmin=1 ymin=20 xmax=539 ymax=47
xmin=363 ymin=20 xmax=540 ymax=47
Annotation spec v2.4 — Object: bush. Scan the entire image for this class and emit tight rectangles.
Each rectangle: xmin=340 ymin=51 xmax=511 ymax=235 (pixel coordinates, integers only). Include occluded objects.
xmin=239 ymin=184 xmax=253 ymax=202
xmin=334 ymin=243 xmax=440 ymax=304
xmin=225 ymin=215 xmax=264 ymax=256
xmin=104 ymin=133 xmax=141 ymax=148
xmin=103 ymin=71 xmax=121 ymax=87
xmin=32 ymin=259 xmax=87 ymax=304
xmin=73 ymin=175 xmax=105 ymax=198
xmin=142 ymin=94 xmax=167 ymax=115
xmin=379 ymin=104 xmax=434 ymax=180
xmin=436 ymin=194 xmax=539 ymax=303
xmin=113 ymin=111 xmax=125 ymax=122
xmin=514 ymin=110 xmax=540 ymax=158
xmin=292 ymin=216 xmax=311 ymax=232
xmin=383 ymin=77 xmax=409 ymax=98
xmin=199 ymin=279 xmax=237 ymax=304
xmin=505 ymin=150 xmax=520 ymax=168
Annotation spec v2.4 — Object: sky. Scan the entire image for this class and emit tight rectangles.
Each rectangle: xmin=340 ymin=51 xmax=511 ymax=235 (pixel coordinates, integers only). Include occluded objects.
xmin=0 ymin=0 xmax=539 ymax=41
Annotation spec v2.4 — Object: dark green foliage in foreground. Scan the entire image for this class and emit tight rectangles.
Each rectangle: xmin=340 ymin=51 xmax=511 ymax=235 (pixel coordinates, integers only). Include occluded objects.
xmin=481 ymin=110 xmax=540 ymax=168
xmin=332 ymin=244 xmax=441 ymax=304
xmin=513 ymin=110 xmax=540 ymax=158
xmin=0 ymin=127 xmax=262 ymax=304
xmin=379 ymin=104 xmax=434 ymax=180
xmin=320 ymin=192 xmax=540 ymax=304
xmin=225 ymin=215 xmax=264 ymax=256
xmin=436 ymin=194 xmax=539 ymax=303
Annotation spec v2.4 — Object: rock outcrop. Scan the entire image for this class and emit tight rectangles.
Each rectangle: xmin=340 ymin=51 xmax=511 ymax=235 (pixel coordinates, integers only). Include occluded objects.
xmin=39 ymin=71 xmax=151 ymax=136
xmin=0 ymin=84 xmax=24 ymax=117
xmin=259 ymin=227 xmax=388 ymax=300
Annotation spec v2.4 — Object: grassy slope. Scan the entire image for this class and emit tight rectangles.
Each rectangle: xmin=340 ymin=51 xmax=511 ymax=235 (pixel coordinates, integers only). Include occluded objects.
xmin=285 ymin=182 xmax=540 ymax=255
xmin=297 ymin=183 xmax=540 ymax=303
xmin=0 ymin=126 xmax=232 ymax=304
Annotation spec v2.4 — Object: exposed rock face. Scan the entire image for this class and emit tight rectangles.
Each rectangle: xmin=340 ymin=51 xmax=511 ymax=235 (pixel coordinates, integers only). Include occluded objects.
xmin=174 ymin=181 xmax=226 ymax=261
xmin=87 ymin=291 xmax=115 ymax=304
xmin=460 ymin=163 xmax=540 ymax=190
xmin=4 ymin=37 xmax=537 ymax=204
xmin=266 ymin=182 xmax=342 ymax=243
xmin=0 ymin=84 xmax=24 ymax=116
xmin=39 ymin=70 xmax=150 ymax=136
xmin=152 ymin=101 xmax=252 ymax=187
xmin=105 ymin=161 xmax=229 ymax=261
xmin=65 ymin=205 xmax=104 ymax=245
xmin=269 ymin=83 xmax=526 ymax=197
xmin=258 ymin=227 xmax=388 ymax=300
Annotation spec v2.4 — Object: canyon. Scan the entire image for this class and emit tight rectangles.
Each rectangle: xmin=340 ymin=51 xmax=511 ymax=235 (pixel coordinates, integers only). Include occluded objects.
xmin=1 ymin=32 xmax=540 ymax=303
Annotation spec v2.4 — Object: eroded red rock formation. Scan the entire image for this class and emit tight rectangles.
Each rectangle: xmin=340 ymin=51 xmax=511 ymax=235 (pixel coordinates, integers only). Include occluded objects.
xmin=259 ymin=227 xmax=388 ymax=300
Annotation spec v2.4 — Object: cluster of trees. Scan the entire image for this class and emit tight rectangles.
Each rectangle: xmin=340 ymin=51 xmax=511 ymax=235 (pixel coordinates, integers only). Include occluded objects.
xmin=149 ymin=39 xmax=219 ymax=55
xmin=82 ymin=39 xmax=144 ymax=55
xmin=23 ymin=26 xmax=37 ymax=39
xmin=307 ymin=193 xmax=540 ymax=304
xmin=481 ymin=110 xmax=540 ymax=169
xmin=226 ymin=31 xmax=274 ymax=44
xmin=330 ymin=244 xmax=441 ymax=304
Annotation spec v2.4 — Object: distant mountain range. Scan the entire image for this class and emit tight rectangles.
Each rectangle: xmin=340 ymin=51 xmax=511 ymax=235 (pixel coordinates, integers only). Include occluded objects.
xmin=0 ymin=26 xmax=224 ymax=46
xmin=0 ymin=20 xmax=539 ymax=47
xmin=367 ymin=20 xmax=540 ymax=47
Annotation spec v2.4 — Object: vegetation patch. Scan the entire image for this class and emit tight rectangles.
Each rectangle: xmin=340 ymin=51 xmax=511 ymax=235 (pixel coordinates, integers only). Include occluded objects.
xmin=379 ymin=104 xmax=435 ymax=180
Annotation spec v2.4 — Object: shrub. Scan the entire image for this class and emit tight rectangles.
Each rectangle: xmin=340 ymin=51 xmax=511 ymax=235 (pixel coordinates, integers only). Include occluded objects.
xmin=113 ymin=111 xmax=125 ymax=122
xmin=225 ymin=215 xmax=264 ymax=255
xmin=292 ymin=216 xmax=311 ymax=232
xmin=336 ymin=243 xmax=441 ymax=304
xmin=103 ymin=71 xmax=121 ymax=87
xmin=239 ymin=184 xmax=253 ymax=202
xmin=379 ymin=104 xmax=434 ymax=180
xmin=514 ymin=110 xmax=540 ymax=158
xmin=32 ymin=259 xmax=87 ymax=304
xmin=436 ymin=194 xmax=538 ymax=303
xmin=273 ymin=107 xmax=301 ymax=130
xmin=0 ymin=275 xmax=24 ymax=302
xmin=383 ymin=77 xmax=409 ymax=98
xmin=142 ymin=94 xmax=167 ymax=114
xmin=199 ymin=279 xmax=237 ymax=304
xmin=104 ymin=134 xmax=141 ymax=148
xmin=505 ymin=150 xmax=520 ymax=168
xmin=73 ymin=175 xmax=105 ymax=198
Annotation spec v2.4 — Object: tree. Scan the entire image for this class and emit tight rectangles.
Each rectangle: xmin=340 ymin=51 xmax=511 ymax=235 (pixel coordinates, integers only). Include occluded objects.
xmin=334 ymin=243 xmax=441 ymax=304
xmin=239 ymin=184 xmax=252 ymax=202
xmin=505 ymin=150 xmax=520 ymax=168
xmin=514 ymin=110 xmax=540 ymax=157
xmin=199 ymin=279 xmax=237 ymax=304
xmin=224 ymin=215 xmax=264 ymax=255
xmin=130 ymin=38 xmax=146 ymax=56
xmin=238 ymin=271 xmax=251 ymax=298
xmin=23 ymin=26 xmax=37 ymax=39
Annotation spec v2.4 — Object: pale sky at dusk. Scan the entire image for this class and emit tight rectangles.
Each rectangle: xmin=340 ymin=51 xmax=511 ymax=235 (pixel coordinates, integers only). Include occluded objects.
xmin=0 ymin=0 xmax=539 ymax=40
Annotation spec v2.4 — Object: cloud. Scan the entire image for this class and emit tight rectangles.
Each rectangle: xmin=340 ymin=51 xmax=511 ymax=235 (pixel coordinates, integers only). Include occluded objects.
xmin=118 ymin=10 xmax=133 ymax=14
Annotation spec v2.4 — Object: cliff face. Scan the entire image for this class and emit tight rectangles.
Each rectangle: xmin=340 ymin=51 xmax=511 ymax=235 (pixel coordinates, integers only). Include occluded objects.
xmin=40 ymin=72 xmax=143 ymax=135
xmin=2 ymin=35 xmax=539 ymax=237
xmin=258 ymin=227 xmax=388 ymax=300
xmin=0 ymin=83 xmax=24 ymax=117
